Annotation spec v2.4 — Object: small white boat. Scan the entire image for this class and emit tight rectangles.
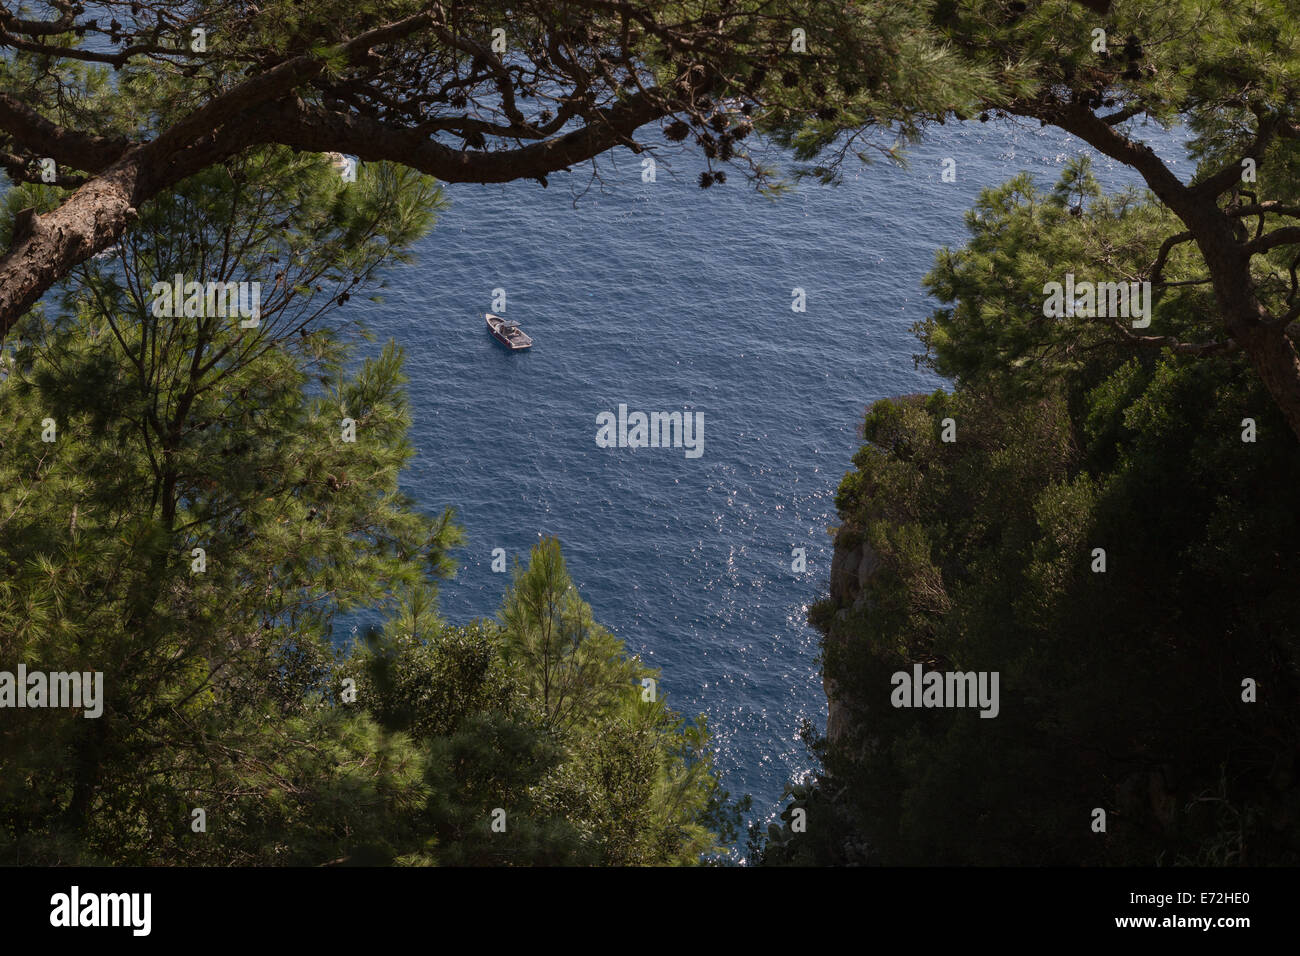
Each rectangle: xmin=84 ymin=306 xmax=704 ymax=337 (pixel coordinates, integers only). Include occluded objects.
xmin=486 ymin=313 xmax=532 ymax=350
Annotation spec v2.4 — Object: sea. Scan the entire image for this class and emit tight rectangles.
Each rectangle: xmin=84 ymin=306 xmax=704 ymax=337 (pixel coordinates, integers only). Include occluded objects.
xmin=341 ymin=116 xmax=1190 ymax=845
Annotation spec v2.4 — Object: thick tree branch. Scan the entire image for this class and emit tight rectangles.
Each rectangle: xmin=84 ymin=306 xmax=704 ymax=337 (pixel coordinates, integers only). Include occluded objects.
xmin=250 ymin=89 xmax=667 ymax=184
xmin=1246 ymin=227 xmax=1300 ymax=256
xmin=0 ymin=5 xmax=711 ymax=342
xmin=0 ymin=86 xmax=671 ymax=340
xmin=1148 ymin=230 xmax=1194 ymax=285
xmin=0 ymin=93 xmax=134 ymax=171
xmin=1106 ymin=318 xmax=1238 ymax=356
xmin=1191 ymin=113 xmax=1280 ymax=200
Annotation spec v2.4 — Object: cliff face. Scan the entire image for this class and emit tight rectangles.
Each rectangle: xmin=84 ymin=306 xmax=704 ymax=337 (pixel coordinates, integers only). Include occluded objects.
xmin=815 ymin=457 xmax=1224 ymax=860
xmin=821 ymin=531 xmax=879 ymax=749
xmin=819 ymin=531 xmax=1199 ymax=853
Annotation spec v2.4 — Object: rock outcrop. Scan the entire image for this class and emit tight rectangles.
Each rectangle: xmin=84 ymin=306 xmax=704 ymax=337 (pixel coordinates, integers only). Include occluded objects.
xmin=821 ymin=531 xmax=879 ymax=748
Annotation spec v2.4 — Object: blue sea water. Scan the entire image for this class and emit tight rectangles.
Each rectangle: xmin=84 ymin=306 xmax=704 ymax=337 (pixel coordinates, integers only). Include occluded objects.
xmin=344 ymin=117 xmax=1190 ymax=838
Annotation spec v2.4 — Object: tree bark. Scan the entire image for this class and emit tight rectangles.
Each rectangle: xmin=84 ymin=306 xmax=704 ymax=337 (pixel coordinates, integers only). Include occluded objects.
xmin=0 ymin=158 xmax=141 ymax=333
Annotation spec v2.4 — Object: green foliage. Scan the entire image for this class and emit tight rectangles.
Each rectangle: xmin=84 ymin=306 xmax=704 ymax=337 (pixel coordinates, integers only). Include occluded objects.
xmin=767 ymin=165 xmax=1300 ymax=865
xmin=0 ymin=145 xmax=731 ymax=866
xmin=498 ymin=538 xmax=733 ymax=865
xmin=499 ymin=537 xmax=641 ymax=730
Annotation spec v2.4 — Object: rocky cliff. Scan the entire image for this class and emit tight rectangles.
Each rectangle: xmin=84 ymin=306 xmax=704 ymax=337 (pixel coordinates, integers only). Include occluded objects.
xmin=821 ymin=529 xmax=879 ymax=749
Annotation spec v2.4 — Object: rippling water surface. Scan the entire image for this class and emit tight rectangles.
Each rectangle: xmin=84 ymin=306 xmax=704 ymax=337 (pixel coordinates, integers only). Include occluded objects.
xmin=345 ymin=118 xmax=1188 ymax=831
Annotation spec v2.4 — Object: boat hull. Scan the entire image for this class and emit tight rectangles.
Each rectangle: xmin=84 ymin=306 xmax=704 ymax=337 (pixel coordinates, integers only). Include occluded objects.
xmin=485 ymin=313 xmax=532 ymax=350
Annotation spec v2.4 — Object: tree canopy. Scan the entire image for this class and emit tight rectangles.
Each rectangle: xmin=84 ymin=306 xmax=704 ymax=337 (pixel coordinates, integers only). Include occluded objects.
xmin=6 ymin=1 xmax=1300 ymax=437
xmin=0 ymin=0 xmax=962 ymax=335
xmin=0 ymin=142 xmax=738 ymax=865
xmin=760 ymin=162 xmax=1300 ymax=866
